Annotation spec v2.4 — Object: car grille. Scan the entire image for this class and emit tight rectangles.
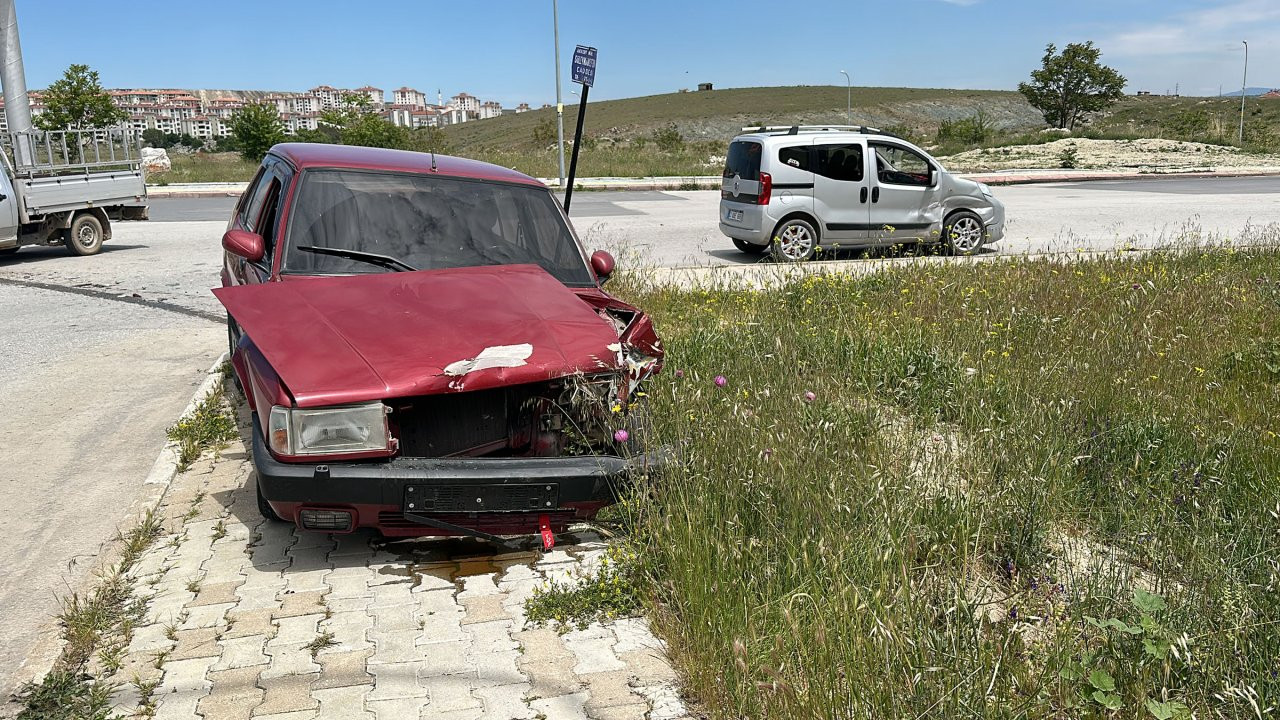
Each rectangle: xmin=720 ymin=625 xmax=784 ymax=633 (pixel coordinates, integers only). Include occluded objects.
xmin=393 ymin=386 xmax=514 ymax=457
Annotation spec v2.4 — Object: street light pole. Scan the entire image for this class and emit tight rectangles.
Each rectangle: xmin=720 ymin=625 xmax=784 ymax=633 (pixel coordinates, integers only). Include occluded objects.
xmin=553 ymin=0 xmax=566 ymax=186
xmin=839 ymin=70 xmax=851 ymax=124
xmin=1239 ymin=40 xmax=1248 ymax=144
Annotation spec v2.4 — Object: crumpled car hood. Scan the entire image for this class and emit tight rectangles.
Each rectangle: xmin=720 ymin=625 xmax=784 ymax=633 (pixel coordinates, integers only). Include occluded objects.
xmin=214 ymin=265 xmax=623 ymax=407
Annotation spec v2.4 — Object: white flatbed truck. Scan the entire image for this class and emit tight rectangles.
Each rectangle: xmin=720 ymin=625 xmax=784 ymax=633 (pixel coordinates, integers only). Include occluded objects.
xmin=0 ymin=127 xmax=149 ymax=256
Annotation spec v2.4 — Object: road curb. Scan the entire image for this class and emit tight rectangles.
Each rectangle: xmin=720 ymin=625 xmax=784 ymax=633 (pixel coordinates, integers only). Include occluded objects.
xmin=145 ymin=168 xmax=1280 ymax=197
xmin=5 ymin=353 xmax=229 ymax=708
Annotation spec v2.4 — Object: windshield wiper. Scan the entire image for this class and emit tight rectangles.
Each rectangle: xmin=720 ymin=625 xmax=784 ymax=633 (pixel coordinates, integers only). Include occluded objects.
xmin=296 ymin=246 xmax=417 ymax=273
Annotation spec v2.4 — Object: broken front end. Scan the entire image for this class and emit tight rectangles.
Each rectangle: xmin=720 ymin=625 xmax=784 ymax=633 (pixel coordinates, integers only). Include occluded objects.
xmin=251 ymin=369 xmax=661 ymax=544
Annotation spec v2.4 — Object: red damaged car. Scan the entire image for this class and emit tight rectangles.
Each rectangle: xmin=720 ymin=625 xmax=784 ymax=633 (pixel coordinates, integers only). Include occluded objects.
xmin=215 ymin=143 xmax=663 ymax=547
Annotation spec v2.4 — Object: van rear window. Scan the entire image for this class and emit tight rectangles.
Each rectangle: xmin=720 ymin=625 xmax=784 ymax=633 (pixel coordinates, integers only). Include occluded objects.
xmin=723 ymin=141 xmax=761 ymax=180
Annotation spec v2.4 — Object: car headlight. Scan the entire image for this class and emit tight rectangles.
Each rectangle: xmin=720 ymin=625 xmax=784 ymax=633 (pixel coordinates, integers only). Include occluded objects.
xmin=977 ymin=182 xmax=994 ymax=198
xmin=268 ymin=402 xmax=391 ymax=456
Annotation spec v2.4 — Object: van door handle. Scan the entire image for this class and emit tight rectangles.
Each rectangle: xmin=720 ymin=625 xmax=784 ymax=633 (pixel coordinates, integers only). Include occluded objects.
xmin=872 ymin=187 xmax=880 ymax=203
xmin=860 ymin=187 xmax=868 ymax=203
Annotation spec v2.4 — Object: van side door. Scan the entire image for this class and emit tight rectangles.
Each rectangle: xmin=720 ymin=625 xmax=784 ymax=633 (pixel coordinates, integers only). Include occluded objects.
xmin=867 ymin=142 xmax=942 ymax=245
xmin=811 ymin=141 xmax=870 ymax=244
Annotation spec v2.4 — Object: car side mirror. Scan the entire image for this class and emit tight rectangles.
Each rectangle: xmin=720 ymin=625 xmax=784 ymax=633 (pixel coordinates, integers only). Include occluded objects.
xmin=590 ymin=250 xmax=615 ymax=282
xmin=223 ymin=229 xmax=265 ymax=263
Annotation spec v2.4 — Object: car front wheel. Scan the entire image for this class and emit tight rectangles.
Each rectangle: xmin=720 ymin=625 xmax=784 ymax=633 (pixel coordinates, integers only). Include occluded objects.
xmin=943 ymin=211 xmax=985 ymax=256
xmin=770 ymin=218 xmax=819 ymax=262
xmin=256 ymin=476 xmax=284 ymax=523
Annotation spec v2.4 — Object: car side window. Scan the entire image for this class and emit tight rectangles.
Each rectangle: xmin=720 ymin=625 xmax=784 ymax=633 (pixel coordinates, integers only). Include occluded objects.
xmin=813 ymin=143 xmax=864 ymax=182
xmin=255 ymin=179 xmax=283 ymax=258
xmin=872 ymin=143 xmax=933 ymax=187
xmin=239 ymin=166 xmax=275 ymax=230
xmin=778 ymin=146 xmax=809 ymax=171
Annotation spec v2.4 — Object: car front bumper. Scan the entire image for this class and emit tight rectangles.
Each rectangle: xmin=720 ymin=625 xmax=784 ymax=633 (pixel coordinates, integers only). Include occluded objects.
xmin=251 ymin=418 xmax=665 ymax=536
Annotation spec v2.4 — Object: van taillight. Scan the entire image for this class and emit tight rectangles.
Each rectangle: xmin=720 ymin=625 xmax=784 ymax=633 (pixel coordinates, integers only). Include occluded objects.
xmin=757 ymin=172 xmax=772 ymax=205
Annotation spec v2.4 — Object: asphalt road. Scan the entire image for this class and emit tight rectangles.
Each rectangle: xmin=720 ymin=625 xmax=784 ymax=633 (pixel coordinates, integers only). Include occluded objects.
xmin=0 ymin=175 xmax=1275 ymax=696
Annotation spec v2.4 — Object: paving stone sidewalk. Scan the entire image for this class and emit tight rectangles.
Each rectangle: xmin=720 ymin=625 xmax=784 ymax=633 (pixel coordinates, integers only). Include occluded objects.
xmin=103 ymin=430 xmax=692 ymax=719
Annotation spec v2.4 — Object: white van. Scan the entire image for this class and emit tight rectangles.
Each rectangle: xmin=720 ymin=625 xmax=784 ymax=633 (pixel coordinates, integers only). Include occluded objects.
xmin=718 ymin=125 xmax=1005 ymax=260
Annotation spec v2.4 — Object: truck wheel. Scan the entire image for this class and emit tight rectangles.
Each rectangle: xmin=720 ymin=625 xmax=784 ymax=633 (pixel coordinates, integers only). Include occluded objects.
xmin=65 ymin=214 xmax=105 ymax=256
xmin=256 ymin=476 xmax=284 ymax=522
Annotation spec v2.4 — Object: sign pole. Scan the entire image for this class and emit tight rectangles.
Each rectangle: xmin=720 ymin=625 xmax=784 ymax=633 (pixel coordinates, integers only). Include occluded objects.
xmin=562 ymin=45 xmax=597 ymax=214
xmin=563 ymin=84 xmax=589 ymax=213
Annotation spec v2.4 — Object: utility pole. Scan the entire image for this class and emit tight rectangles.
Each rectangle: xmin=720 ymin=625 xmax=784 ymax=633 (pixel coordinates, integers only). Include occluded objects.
xmin=839 ymin=70 xmax=851 ymax=124
xmin=1239 ymin=40 xmax=1249 ymax=144
xmin=0 ymin=0 xmax=34 ymax=166
xmin=552 ymin=0 xmax=566 ymax=186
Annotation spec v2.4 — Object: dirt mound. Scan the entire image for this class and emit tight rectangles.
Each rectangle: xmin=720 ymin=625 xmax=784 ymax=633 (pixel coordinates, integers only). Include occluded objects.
xmin=942 ymin=137 xmax=1280 ymax=172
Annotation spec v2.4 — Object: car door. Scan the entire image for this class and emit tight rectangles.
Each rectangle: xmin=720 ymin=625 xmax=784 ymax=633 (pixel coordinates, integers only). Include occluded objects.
xmin=867 ymin=142 xmax=940 ymax=245
xmin=0 ymin=171 xmax=19 ymax=249
xmin=811 ymin=141 xmax=870 ymax=244
xmin=225 ymin=159 xmax=290 ymax=286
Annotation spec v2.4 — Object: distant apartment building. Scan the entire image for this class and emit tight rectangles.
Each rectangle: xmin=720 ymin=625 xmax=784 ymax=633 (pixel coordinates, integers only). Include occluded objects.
xmin=394 ymin=87 xmax=427 ymax=108
xmin=2 ymin=83 xmax=517 ymax=142
xmin=450 ymin=92 xmax=480 ymax=115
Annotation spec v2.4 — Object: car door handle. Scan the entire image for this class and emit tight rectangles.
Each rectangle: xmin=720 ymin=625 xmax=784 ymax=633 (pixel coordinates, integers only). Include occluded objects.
xmin=872 ymin=187 xmax=880 ymax=203
xmin=860 ymin=187 xmax=868 ymax=204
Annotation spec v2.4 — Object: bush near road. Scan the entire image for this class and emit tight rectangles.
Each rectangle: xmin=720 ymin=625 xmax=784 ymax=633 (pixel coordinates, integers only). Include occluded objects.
xmin=620 ymin=242 xmax=1280 ymax=718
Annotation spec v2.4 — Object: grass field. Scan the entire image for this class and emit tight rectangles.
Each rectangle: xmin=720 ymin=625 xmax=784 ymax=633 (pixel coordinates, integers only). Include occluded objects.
xmin=614 ymin=241 xmax=1280 ymax=718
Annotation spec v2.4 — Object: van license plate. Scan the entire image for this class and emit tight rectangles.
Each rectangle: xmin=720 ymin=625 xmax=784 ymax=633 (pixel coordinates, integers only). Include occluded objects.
xmin=727 ymin=209 xmax=743 ymax=221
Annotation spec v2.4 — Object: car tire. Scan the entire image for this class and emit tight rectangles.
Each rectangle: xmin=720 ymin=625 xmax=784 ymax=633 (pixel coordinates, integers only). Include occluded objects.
xmin=943 ymin=211 xmax=985 ymax=256
xmin=770 ymin=218 xmax=819 ymax=262
xmin=64 ymin=214 xmax=105 ymax=256
xmin=256 ymin=476 xmax=284 ymax=523
xmin=0 ymin=247 xmax=18 ymax=256
xmin=732 ymin=238 xmax=767 ymax=255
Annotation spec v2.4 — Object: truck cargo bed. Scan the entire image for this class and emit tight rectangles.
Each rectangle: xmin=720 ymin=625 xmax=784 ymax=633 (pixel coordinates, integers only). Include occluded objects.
xmin=16 ymin=169 xmax=147 ymax=217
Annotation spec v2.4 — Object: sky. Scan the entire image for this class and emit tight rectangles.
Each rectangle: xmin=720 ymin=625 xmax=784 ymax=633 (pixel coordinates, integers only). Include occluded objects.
xmin=12 ymin=0 xmax=1276 ymax=104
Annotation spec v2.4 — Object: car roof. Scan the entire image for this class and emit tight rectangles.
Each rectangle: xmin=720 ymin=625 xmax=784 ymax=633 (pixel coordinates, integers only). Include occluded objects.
xmin=735 ymin=131 xmax=904 ymax=144
xmin=269 ymin=143 xmax=545 ymax=188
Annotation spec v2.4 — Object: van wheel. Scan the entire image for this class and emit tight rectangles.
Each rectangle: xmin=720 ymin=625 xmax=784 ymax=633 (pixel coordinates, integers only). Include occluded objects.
xmin=732 ymin=238 xmax=767 ymax=255
xmin=943 ymin=211 xmax=985 ymax=256
xmin=64 ymin=214 xmax=105 ymax=256
xmin=770 ymin=218 xmax=819 ymax=262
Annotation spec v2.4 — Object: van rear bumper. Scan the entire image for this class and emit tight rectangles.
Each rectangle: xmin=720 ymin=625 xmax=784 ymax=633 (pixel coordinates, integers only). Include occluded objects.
xmin=718 ymin=222 xmax=768 ymax=245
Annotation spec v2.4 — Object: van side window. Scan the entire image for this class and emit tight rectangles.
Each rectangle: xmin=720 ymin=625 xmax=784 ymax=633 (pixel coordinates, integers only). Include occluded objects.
xmin=813 ymin=144 xmax=864 ymax=182
xmin=872 ymin=143 xmax=933 ymax=187
xmin=778 ymin=146 xmax=809 ymax=171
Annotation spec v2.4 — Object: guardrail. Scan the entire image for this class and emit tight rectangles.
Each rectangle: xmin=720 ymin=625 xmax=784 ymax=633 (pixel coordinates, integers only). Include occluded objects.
xmin=3 ymin=126 xmax=142 ymax=176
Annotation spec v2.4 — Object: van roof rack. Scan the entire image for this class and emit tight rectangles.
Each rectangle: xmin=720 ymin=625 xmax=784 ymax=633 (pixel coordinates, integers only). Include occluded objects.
xmin=740 ymin=124 xmax=903 ymax=140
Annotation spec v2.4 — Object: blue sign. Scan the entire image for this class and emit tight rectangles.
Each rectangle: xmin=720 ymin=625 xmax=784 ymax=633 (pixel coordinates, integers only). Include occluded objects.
xmin=571 ymin=45 xmax=597 ymax=87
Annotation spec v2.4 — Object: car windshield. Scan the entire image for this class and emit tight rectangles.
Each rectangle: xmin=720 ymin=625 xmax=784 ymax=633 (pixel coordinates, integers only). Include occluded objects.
xmin=283 ymin=169 xmax=594 ymax=286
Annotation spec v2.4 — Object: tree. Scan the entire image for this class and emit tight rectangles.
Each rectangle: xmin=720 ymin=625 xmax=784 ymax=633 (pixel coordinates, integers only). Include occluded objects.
xmin=229 ymin=102 xmax=285 ymax=160
xmin=318 ymin=101 xmax=409 ymax=149
xmin=36 ymin=64 xmax=126 ymax=131
xmin=1018 ymin=42 xmax=1126 ymax=130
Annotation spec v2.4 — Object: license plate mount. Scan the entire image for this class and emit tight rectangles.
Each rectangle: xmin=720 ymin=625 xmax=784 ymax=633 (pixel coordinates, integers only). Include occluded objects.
xmin=403 ymin=484 xmax=559 ymax=513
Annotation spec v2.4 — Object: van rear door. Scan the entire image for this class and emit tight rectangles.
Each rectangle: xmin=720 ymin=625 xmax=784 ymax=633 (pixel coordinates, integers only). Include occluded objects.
xmin=720 ymin=139 xmax=765 ymax=234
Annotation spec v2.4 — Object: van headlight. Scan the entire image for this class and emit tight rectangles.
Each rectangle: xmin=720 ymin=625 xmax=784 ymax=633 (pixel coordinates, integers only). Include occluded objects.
xmin=977 ymin=183 xmax=994 ymax=198
xmin=268 ymin=402 xmax=391 ymax=456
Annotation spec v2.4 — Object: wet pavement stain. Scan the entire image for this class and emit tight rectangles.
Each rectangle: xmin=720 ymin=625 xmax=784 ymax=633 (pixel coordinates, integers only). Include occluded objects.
xmin=371 ymin=528 xmax=608 ymax=591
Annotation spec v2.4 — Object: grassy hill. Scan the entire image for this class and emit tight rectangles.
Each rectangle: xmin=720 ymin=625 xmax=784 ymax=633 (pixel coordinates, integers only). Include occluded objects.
xmin=444 ymin=85 xmax=1042 ymax=152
